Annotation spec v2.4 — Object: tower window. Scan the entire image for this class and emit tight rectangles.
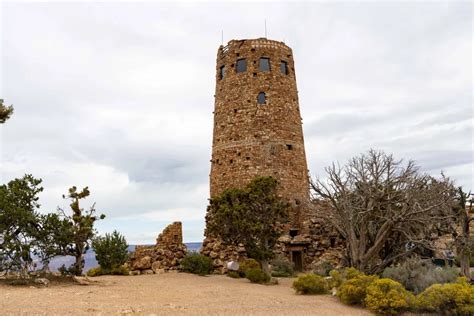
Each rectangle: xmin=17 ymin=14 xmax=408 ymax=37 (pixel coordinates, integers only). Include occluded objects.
xmin=286 ymin=144 xmax=293 ymax=150
xmin=280 ymin=61 xmax=288 ymax=75
xmin=257 ymin=92 xmax=266 ymax=104
xmin=259 ymin=57 xmax=270 ymax=72
xmin=219 ymin=65 xmax=225 ymax=80
xmin=236 ymin=59 xmax=247 ymax=73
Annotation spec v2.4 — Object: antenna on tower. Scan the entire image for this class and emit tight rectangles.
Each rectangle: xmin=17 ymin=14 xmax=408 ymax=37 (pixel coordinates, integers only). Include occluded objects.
xmin=221 ymin=30 xmax=224 ymax=45
xmin=264 ymin=19 xmax=267 ymax=38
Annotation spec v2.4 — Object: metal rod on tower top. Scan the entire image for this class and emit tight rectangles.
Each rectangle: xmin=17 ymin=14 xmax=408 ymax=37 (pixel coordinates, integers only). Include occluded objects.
xmin=264 ymin=19 xmax=267 ymax=38
xmin=221 ymin=30 xmax=223 ymax=45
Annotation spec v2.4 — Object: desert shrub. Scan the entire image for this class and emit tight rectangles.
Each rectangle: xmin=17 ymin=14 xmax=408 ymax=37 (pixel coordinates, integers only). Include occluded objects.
xmin=337 ymin=273 xmax=379 ymax=305
xmin=227 ymin=270 xmax=241 ymax=278
xmin=382 ymin=257 xmax=458 ymax=293
xmin=328 ymin=269 xmax=343 ymax=289
xmin=245 ymin=268 xmax=270 ymax=284
xmin=239 ymin=258 xmax=260 ymax=277
xmin=271 ymin=255 xmax=294 ymax=277
xmin=92 ymin=230 xmax=128 ymax=271
xmin=416 ymin=277 xmax=474 ymax=315
xmin=344 ymin=267 xmax=364 ymax=280
xmin=312 ymin=260 xmax=334 ymax=276
xmin=364 ymin=278 xmax=415 ymax=315
xmin=109 ymin=265 xmax=129 ymax=275
xmin=179 ymin=253 xmax=213 ymax=276
xmin=86 ymin=264 xmax=128 ymax=277
xmin=58 ymin=264 xmax=81 ymax=276
xmin=292 ymin=274 xmax=329 ymax=295
xmin=86 ymin=266 xmax=103 ymax=277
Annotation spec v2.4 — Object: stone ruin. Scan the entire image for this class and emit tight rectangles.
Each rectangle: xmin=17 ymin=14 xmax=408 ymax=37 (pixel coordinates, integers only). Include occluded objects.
xmin=127 ymin=221 xmax=187 ymax=275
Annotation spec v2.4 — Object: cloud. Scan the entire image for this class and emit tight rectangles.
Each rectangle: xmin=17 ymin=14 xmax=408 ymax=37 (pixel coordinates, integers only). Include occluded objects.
xmin=1 ymin=1 xmax=472 ymax=243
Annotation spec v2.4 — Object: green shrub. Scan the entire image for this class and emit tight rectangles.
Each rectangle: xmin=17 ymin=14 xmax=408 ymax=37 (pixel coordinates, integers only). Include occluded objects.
xmin=416 ymin=277 xmax=474 ymax=315
xmin=245 ymin=268 xmax=270 ymax=284
xmin=271 ymin=255 xmax=294 ymax=277
xmin=292 ymin=274 xmax=329 ymax=295
xmin=227 ymin=271 xmax=241 ymax=278
xmin=364 ymin=278 xmax=415 ymax=315
xmin=239 ymin=258 xmax=260 ymax=277
xmin=337 ymin=273 xmax=379 ymax=305
xmin=86 ymin=266 xmax=103 ymax=277
xmin=179 ymin=253 xmax=213 ymax=276
xmin=92 ymin=230 xmax=128 ymax=271
xmin=313 ymin=260 xmax=334 ymax=276
xmin=382 ymin=257 xmax=458 ymax=294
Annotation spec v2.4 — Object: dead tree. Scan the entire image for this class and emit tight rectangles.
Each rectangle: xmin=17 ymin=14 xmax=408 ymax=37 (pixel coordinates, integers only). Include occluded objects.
xmin=310 ymin=149 xmax=456 ymax=274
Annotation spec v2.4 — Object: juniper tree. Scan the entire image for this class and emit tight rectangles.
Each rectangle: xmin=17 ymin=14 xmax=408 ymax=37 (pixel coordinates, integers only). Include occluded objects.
xmin=0 ymin=99 xmax=14 ymax=123
xmin=0 ymin=175 xmax=43 ymax=277
xmin=205 ymin=176 xmax=289 ymax=275
xmin=41 ymin=186 xmax=105 ymax=275
xmin=92 ymin=230 xmax=128 ymax=272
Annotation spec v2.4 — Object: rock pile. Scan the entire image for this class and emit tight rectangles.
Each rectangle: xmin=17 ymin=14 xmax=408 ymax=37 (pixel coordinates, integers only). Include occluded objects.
xmin=127 ymin=222 xmax=187 ymax=275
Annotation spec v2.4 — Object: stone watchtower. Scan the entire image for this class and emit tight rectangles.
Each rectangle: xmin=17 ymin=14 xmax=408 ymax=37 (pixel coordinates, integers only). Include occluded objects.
xmin=203 ymin=38 xmax=313 ymax=271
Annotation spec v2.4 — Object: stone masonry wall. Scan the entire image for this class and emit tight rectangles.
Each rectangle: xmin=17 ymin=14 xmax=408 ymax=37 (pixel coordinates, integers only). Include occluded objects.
xmin=127 ymin=222 xmax=187 ymax=274
xmin=202 ymin=38 xmax=320 ymax=271
xmin=209 ymin=38 xmax=310 ymax=229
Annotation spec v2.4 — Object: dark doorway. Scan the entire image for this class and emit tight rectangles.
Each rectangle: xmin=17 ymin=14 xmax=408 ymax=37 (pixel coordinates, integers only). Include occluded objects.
xmin=292 ymin=251 xmax=303 ymax=272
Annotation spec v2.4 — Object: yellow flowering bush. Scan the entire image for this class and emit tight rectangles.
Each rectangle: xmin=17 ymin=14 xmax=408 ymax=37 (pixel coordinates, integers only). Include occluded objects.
xmin=337 ymin=274 xmax=379 ymax=305
xmin=364 ymin=278 xmax=415 ymax=315
xmin=344 ymin=267 xmax=364 ymax=280
xmin=416 ymin=277 xmax=474 ymax=315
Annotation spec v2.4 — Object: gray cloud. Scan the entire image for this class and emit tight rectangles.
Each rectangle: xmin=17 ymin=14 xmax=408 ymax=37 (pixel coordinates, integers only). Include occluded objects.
xmin=1 ymin=1 xmax=471 ymax=243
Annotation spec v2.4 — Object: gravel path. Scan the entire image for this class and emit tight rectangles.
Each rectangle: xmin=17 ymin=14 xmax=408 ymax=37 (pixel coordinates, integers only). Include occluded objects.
xmin=1 ymin=273 xmax=371 ymax=315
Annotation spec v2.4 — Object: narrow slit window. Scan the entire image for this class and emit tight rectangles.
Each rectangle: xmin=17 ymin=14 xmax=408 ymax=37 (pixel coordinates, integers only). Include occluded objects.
xmin=257 ymin=92 xmax=266 ymax=104
xmin=280 ymin=61 xmax=288 ymax=75
xmin=219 ymin=65 xmax=225 ymax=80
xmin=236 ymin=59 xmax=247 ymax=73
xmin=259 ymin=58 xmax=270 ymax=72
xmin=286 ymin=144 xmax=293 ymax=150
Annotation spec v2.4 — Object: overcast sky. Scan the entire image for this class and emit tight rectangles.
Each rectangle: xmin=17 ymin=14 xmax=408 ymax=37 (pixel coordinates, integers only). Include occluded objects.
xmin=1 ymin=1 xmax=472 ymax=243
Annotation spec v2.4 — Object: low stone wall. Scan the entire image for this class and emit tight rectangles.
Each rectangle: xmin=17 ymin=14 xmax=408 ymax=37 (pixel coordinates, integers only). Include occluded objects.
xmin=127 ymin=222 xmax=187 ymax=274
xmin=200 ymin=238 xmax=246 ymax=273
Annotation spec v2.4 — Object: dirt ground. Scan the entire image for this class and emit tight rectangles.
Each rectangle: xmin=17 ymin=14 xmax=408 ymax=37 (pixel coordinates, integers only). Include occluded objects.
xmin=0 ymin=273 xmax=371 ymax=315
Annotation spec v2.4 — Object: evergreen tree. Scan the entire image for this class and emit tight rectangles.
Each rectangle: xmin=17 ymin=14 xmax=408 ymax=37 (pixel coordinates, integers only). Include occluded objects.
xmin=206 ymin=176 xmax=289 ymax=275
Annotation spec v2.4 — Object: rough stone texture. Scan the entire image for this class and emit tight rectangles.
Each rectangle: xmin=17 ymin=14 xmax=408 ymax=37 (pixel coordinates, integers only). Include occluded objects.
xmin=202 ymin=38 xmax=341 ymax=271
xmin=128 ymin=222 xmax=187 ymax=274
xmin=209 ymin=38 xmax=310 ymax=227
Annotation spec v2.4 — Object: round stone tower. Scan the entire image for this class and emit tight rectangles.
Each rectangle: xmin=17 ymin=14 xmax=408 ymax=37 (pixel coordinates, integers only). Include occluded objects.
xmin=209 ymin=38 xmax=310 ymax=229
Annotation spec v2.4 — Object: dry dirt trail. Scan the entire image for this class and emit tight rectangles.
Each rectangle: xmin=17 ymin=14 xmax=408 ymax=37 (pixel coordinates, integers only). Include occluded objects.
xmin=1 ymin=273 xmax=371 ymax=315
